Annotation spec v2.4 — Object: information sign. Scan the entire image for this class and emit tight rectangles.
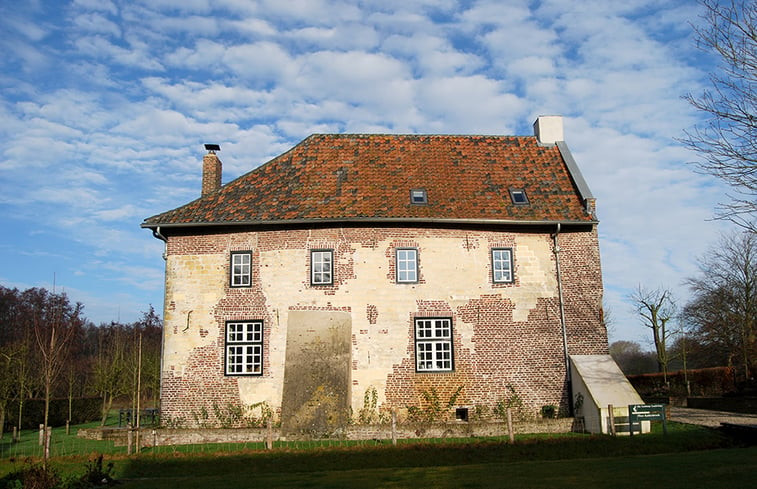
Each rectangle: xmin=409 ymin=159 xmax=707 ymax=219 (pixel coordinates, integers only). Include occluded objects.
xmin=628 ymin=404 xmax=667 ymax=435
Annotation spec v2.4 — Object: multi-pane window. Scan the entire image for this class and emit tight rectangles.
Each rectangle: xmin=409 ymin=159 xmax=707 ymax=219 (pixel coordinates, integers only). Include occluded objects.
xmin=225 ymin=320 xmax=263 ymax=376
xmin=230 ymin=251 xmax=251 ymax=287
xmin=396 ymin=248 xmax=418 ymax=283
xmin=311 ymin=249 xmax=333 ymax=285
xmin=415 ymin=318 xmax=453 ymax=372
xmin=491 ymin=248 xmax=514 ymax=283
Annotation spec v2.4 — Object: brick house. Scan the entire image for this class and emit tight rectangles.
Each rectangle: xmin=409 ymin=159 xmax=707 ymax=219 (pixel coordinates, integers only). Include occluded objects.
xmin=142 ymin=116 xmax=608 ymax=432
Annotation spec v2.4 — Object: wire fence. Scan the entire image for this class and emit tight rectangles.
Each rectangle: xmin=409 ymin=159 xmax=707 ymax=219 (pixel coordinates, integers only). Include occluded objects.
xmin=1 ymin=426 xmax=528 ymax=460
xmin=1 ymin=408 xmax=577 ymax=460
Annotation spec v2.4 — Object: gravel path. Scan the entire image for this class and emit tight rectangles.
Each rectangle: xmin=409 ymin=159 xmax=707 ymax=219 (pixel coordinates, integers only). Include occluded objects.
xmin=669 ymin=407 xmax=757 ymax=428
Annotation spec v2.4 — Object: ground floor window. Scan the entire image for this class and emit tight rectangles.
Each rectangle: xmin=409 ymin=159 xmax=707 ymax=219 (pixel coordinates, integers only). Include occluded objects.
xmin=415 ymin=317 xmax=453 ymax=372
xmin=225 ymin=320 xmax=263 ymax=375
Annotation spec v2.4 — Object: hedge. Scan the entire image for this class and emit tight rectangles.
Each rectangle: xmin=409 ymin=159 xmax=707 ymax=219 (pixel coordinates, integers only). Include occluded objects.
xmin=627 ymin=366 xmax=736 ymax=399
xmin=3 ymin=397 xmax=101 ymax=429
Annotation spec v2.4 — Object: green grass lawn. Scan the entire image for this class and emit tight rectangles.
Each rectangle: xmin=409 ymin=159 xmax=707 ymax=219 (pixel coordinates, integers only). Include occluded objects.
xmin=112 ymin=446 xmax=757 ymax=489
xmin=0 ymin=419 xmax=752 ymax=488
xmin=0 ymin=412 xmax=130 ymax=460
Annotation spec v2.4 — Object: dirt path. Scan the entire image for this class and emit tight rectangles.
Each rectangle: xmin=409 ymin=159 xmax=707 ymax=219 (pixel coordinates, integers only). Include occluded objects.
xmin=669 ymin=407 xmax=757 ymax=428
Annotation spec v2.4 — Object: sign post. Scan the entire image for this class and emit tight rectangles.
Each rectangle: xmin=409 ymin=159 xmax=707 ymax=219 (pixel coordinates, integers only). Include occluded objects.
xmin=628 ymin=404 xmax=667 ymax=435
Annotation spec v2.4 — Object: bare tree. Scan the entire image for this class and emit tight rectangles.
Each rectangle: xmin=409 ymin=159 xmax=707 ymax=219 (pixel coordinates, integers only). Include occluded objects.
xmin=32 ymin=290 xmax=81 ymax=464
xmin=609 ymin=340 xmax=658 ymax=375
xmin=681 ymin=0 xmax=757 ymax=230
xmin=686 ymin=231 xmax=756 ymax=379
xmin=92 ymin=324 xmax=129 ymax=425
xmin=631 ymin=286 xmax=678 ymax=381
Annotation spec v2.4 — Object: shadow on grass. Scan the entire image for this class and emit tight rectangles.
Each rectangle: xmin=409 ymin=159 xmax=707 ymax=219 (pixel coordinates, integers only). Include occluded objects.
xmin=117 ymin=424 xmax=741 ymax=485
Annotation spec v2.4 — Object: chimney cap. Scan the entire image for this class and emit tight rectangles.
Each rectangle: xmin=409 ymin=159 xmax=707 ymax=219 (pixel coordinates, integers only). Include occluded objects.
xmin=204 ymin=143 xmax=220 ymax=153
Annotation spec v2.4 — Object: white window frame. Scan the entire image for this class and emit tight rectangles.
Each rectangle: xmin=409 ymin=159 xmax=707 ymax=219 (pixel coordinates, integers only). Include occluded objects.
xmin=230 ymin=251 xmax=252 ymax=287
xmin=491 ymin=248 xmax=514 ymax=283
xmin=225 ymin=320 xmax=263 ymax=376
xmin=415 ymin=318 xmax=453 ymax=372
xmin=396 ymin=248 xmax=418 ymax=283
xmin=311 ymin=249 xmax=333 ymax=285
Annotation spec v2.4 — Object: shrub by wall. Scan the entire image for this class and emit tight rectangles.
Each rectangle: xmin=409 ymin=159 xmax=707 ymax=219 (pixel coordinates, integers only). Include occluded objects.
xmin=628 ymin=367 xmax=736 ymax=400
xmin=4 ymin=397 xmax=101 ymax=429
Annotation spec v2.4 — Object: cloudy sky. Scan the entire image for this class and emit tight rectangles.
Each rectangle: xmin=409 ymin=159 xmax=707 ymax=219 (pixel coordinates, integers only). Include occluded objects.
xmin=0 ymin=0 xmax=734 ymax=343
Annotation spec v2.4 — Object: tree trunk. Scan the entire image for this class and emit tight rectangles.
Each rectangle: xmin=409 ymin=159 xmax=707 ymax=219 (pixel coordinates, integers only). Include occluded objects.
xmin=101 ymin=392 xmax=113 ymax=426
xmin=17 ymin=397 xmax=24 ymax=435
xmin=0 ymin=403 xmax=5 ymax=441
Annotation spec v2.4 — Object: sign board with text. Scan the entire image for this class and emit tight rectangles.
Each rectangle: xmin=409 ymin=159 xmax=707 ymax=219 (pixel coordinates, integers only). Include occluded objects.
xmin=628 ymin=404 xmax=667 ymax=435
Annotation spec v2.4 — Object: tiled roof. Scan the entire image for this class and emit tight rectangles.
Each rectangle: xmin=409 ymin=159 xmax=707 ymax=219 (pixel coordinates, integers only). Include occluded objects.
xmin=142 ymin=133 xmax=595 ymax=228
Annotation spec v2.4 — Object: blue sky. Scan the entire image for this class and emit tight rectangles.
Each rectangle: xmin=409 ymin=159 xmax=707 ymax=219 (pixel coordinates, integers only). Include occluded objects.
xmin=0 ymin=0 xmax=733 ymax=343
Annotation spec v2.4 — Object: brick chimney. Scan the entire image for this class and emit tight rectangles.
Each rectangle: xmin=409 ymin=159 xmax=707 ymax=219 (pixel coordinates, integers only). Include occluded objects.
xmin=201 ymin=145 xmax=222 ymax=196
xmin=533 ymin=115 xmax=564 ymax=146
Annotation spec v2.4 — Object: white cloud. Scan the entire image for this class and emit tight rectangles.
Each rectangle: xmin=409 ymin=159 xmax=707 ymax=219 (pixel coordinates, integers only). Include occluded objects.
xmin=93 ymin=204 xmax=141 ymax=222
xmin=164 ymin=39 xmax=228 ymax=69
xmin=72 ymin=0 xmax=118 ymax=15
xmin=72 ymin=12 xmax=121 ymax=37
xmin=284 ymin=24 xmax=380 ymax=50
xmin=416 ymin=76 xmax=526 ymax=133
xmin=256 ymin=0 xmax=362 ymax=25
xmin=293 ymin=50 xmax=413 ymax=112
xmin=225 ymin=17 xmax=278 ymax=37
xmin=382 ymin=33 xmax=483 ymax=76
xmin=74 ymin=35 xmax=165 ymax=70
xmin=223 ymin=41 xmax=297 ymax=82
xmin=0 ymin=0 xmax=735 ymax=334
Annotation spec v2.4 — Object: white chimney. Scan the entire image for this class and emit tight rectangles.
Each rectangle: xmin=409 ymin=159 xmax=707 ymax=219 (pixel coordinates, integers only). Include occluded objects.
xmin=533 ymin=115 xmax=564 ymax=146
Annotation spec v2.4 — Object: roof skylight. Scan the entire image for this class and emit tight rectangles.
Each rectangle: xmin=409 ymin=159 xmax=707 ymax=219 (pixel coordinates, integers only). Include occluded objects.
xmin=509 ymin=188 xmax=529 ymax=205
xmin=410 ymin=189 xmax=427 ymax=205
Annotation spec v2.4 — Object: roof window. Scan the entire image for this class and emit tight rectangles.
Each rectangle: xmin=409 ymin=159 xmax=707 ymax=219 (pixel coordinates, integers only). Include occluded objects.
xmin=509 ymin=188 xmax=529 ymax=205
xmin=410 ymin=189 xmax=427 ymax=205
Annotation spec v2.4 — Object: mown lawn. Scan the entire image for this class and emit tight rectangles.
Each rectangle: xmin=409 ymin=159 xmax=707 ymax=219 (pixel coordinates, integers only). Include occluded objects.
xmin=0 ymin=420 xmax=752 ymax=488
xmin=114 ymin=446 xmax=757 ymax=489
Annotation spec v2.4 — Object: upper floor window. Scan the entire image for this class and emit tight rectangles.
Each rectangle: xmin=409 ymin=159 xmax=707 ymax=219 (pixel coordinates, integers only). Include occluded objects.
xmin=230 ymin=251 xmax=251 ymax=287
xmin=415 ymin=318 xmax=453 ymax=372
xmin=396 ymin=248 xmax=418 ymax=283
xmin=225 ymin=320 xmax=263 ymax=376
xmin=311 ymin=249 xmax=333 ymax=285
xmin=491 ymin=248 xmax=514 ymax=283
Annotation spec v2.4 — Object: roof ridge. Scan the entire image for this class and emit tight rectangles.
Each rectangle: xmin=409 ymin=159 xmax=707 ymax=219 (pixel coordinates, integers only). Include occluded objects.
xmin=308 ymin=133 xmax=535 ymax=138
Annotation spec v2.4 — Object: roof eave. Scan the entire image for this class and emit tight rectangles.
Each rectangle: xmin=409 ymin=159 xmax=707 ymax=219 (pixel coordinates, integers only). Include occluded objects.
xmin=141 ymin=216 xmax=598 ymax=231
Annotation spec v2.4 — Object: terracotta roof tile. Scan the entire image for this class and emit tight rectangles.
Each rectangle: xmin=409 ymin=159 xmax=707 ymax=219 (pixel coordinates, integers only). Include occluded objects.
xmin=142 ymin=134 xmax=594 ymax=228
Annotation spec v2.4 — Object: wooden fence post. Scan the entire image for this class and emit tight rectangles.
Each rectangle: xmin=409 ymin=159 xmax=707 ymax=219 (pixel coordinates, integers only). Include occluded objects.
xmin=266 ymin=419 xmax=273 ymax=450
xmin=391 ymin=409 xmax=397 ymax=446
xmin=44 ymin=427 xmax=51 ymax=460
xmin=608 ymin=405 xmax=615 ymax=436
xmin=39 ymin=424 xmax=44 ymax=446
xmin=127 ymin=424 xmax=133 ymax=455
xmin=506 ymin=408 xmax=514 ymax=444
